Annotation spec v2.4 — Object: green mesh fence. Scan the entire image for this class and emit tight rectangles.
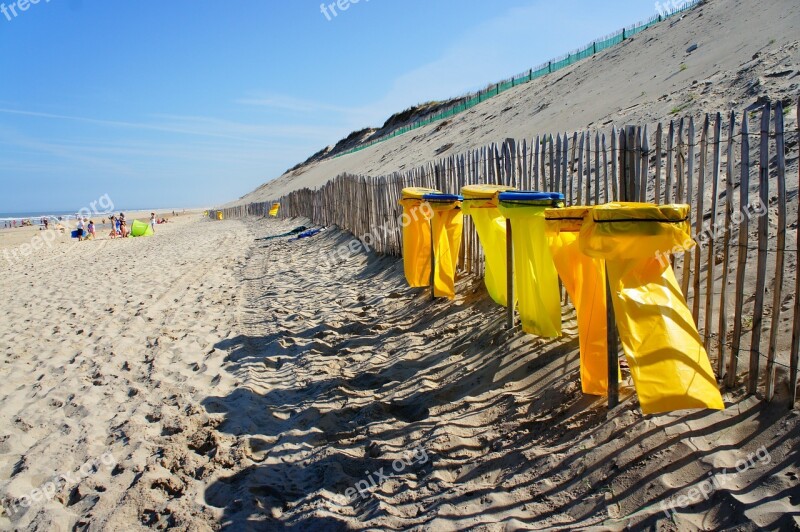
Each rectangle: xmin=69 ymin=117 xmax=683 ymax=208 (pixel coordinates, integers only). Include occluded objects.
xmin=336 ymin=1 xmax=700 ymax=158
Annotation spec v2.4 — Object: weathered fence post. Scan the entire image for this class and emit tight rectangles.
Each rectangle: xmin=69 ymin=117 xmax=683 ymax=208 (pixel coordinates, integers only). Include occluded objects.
xmin=749 ymin=103 xmax=772 ymax=395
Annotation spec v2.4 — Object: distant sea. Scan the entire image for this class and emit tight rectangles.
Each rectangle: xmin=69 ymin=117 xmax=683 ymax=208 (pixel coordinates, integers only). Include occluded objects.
xmin=0 ymin=209 xmax=151 ymax=223
xmin=0 ymin=211 xmax=82 ymax=221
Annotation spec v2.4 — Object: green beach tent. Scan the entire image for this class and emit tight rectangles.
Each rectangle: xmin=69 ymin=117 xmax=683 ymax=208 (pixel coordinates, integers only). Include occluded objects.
xmin=130 ymin=219 xmax=154 ymax=237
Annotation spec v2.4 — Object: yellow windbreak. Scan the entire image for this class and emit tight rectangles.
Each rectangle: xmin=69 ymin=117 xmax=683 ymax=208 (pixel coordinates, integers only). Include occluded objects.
xmin=545 ymin=206 xmax=615 ymax=396
xmin=399 ymin=188 xmax=439 ymax=288
xmin=498 ymin=197 xmax=563 ymax=338
xmin=426 ymin=198 xmax=464 ymax=300
xmin=462 ymin=184 xmax=516 ymax=307
xmin=579 ymin=202 xmax=724 ymax=414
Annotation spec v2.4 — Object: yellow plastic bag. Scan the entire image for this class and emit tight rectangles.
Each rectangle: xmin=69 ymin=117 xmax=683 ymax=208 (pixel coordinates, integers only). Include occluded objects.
xmin=546 ymin=206 xmax=615 ymax=396
xmin=424 ymin=194 xmax=464 ymax=300
xmin=399 ymin=188 xmax=439 ymax=287
xmin=462 ymin=184 xmax=516 ymax=307
xmin=498 ymin=192 xmax=564 ymax=338
xmin=269 ymin=203 xmax=280 ymax=217
xmin=579 ymin=202 xmax=724 ymax=414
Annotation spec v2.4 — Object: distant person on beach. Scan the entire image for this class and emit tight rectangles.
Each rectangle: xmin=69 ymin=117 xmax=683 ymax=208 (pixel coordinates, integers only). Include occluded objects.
xmin=119 ymin=214 xmax=128 ymax=238
xmin=76 ymin=217 xmax=85 ymax=241
xmin=87 ymin=220 xmax=96 ymax=239
xmin=43 ymin=218 xmax=49 ymax=230
xmin=150 ymin=212 xmax=156 ymax=233
xmin=109 ymin=215 xmax=118 ymax=238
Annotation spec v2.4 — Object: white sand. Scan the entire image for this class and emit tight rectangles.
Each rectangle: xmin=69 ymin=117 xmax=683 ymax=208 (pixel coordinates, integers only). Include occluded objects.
xmin=3 ymin=215 xmax=795 ymax=529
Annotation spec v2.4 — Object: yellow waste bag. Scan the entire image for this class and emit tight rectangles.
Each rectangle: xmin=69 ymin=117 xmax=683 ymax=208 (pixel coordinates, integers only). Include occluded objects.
xmin=498 ymin=192 xmax=564 ymax=337
xmin=579 ymin=202 xmax=724 ymax=414
xmin=546 ymin=206 xmax=616 ymax=396
xmin=217 ymin=212 xmax=223 ymax=220
xmin=269 ymin=203 xmax=280 ymax=217
xmin=399 ymin=188 xmax=439 ymax=287
xmin=424 ymin=194 xmax=464 ymax=300
xmin=462 ymin=184 xmax=516 ymax=307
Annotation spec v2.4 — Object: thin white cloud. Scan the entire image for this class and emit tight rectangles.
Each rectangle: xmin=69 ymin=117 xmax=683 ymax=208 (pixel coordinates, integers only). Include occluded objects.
xmin=0 ymin=108 xmax=343 ymax=143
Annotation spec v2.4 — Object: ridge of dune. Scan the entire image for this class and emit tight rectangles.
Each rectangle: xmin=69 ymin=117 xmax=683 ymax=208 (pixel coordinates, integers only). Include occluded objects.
xmin=230 ymin=0 xmax=799 ymax=206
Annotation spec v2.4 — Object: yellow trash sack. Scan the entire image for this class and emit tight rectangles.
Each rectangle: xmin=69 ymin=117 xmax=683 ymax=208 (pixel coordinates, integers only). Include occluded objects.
xmin=462 ymin=184 xmax=516 ymax=307
xmin=269 ymin=203 xmax=280 ymax=217
xmin=399 ymin=188 xmax=439 ymax=287
xmin=423 ymin=193 xmax=464 ymax=300
xmin=546 ymin=206 xmax=616 ymax=396
xmin=498 ymin=192 xmax=564 ymax=337
xmin=579 ymin=202 xmax=724 ymax=414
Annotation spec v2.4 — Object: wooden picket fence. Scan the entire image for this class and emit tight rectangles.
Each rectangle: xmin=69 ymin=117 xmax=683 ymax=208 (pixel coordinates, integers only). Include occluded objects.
xmin=214 ymin=98 xmax=800 ymax=404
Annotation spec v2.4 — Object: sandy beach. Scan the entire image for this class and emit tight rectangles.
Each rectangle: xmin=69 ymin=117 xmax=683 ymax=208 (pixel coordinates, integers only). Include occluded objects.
xmin=1 ymin=0 xmax=799 ymax=529
xmin=1 ymin=215 xmax=797 ymax=530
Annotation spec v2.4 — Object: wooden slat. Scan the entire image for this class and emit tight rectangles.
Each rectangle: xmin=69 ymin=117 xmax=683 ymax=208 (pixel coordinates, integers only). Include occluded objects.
xmin=562 ymin=132 xmax=569 ymax=195
xmin=586 ymin=130 xmax=592 ymax=204
xmin=555 ymin=134 xmax=562 ymax=193
xmin=718 ymin=111 xmax=735 ymax=381
xmin=655 ymin=123 xmax=663 ymax=204
xmin=533 ymin=136 xmax=540 ymax=190
xmin=681 ymin=118 xmax=695 ymax=300
xmin=541 ymin=135 xmax=548 ymax=191
xmin=633 ymin=126 xmax=641 ymax=202
xmin=704 ymin=113 xmax=722 ymax=365
xmin=570 ymin=132 xmax=578 ymax=204
xmin=549 ymin=135 xmax=556 ymax=192
xmin=594 ymin=132 xmax=601 ymax=205
xmin=602 ymin=133 xmax=609 ymax=203
xmin=640 ymin=125 xmax=649 ymax=202
xmin=749 ymin=103 xmax=772 ymax=395
xmin=765 ymin=102 xmax=786 ymax=402
xmin=665 ymin=120 xmax=674 ymax=204
xmin=677 ymin=118 xmax=686 ymax=203
xmin=577 ymin=133 xmax=585 ymax=203
xmin=792 ymin=98 xmax=800 ymax=406
xmin=611 ymin=125 xmax=618 ymax=201
xmin=693 ymin=115 xmax=710 ymax=326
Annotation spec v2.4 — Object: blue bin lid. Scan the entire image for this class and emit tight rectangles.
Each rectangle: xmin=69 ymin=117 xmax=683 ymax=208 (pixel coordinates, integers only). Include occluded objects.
xmin=498 ymin=191 xmax=565 ymax=202
xmin=422 ymin=193 xmax=464 ymax=202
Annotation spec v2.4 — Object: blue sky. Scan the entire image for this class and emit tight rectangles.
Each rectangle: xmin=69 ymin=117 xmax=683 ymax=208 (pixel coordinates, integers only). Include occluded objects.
xmin=0 ymin=0 xmax=659 ymax=213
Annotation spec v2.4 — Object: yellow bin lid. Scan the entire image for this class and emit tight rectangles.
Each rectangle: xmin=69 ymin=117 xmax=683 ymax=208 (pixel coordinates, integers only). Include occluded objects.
xmin=402 ymin=187 xmax=440 ymax=200
xmin=545 ymin=206 xmax=593 ymax=233
xmin=461 ymin=184 xmax=516 ymax=199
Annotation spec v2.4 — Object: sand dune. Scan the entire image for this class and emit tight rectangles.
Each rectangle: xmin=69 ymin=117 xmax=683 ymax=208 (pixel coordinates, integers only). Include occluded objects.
xmin=235 ymin=0 xmax=799 ymax=205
